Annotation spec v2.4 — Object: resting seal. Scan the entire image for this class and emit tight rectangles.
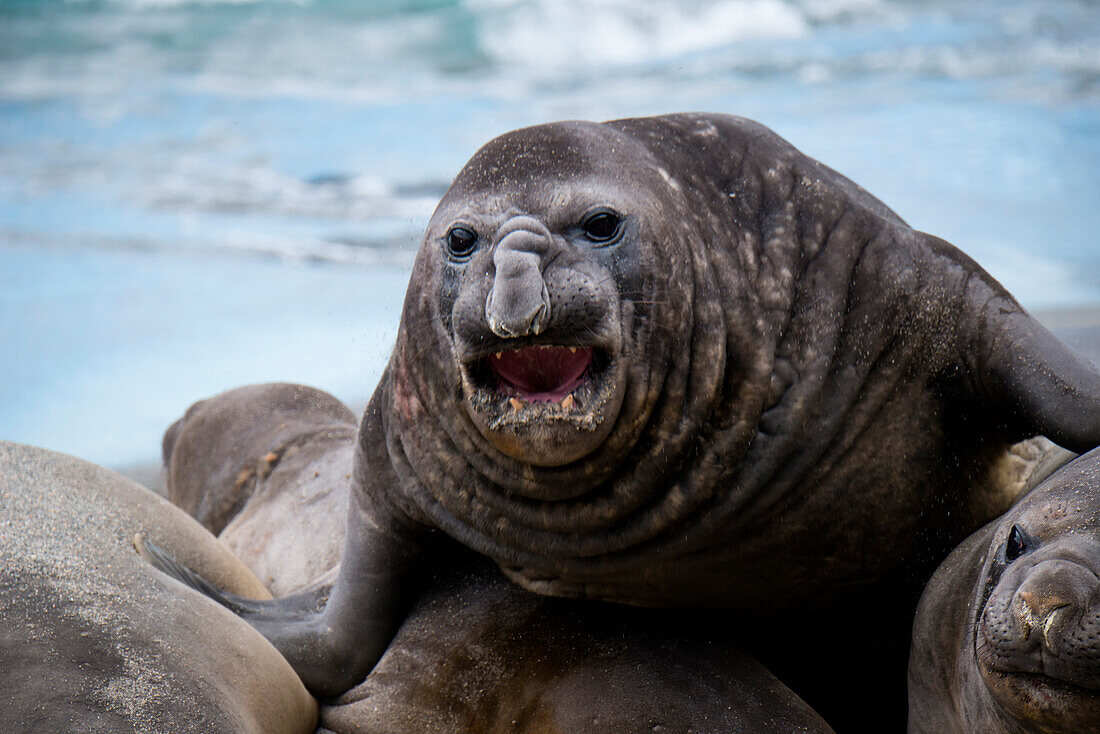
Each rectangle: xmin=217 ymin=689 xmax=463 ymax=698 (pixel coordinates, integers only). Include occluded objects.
xmin=146 ymin=114 xmax=1100 ymax=721
xmin=162 ymin=383 xmax=356 ymax=594
xmin=909 ymin=445 xmax=1100 ymax=733
xmin=0 ymin=441 xmax=316 ymax=734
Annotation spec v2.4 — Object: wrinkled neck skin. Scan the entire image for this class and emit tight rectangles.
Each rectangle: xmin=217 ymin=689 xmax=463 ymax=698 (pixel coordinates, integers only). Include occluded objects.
xmin=353 ymin=114 xmax=1018 ymax=609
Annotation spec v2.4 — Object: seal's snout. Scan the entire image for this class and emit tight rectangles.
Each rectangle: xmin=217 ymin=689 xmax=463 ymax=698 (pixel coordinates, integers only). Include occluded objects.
xmin=486 ymin=217 xmax=556 ymax=338
xmin=485 ymin=282 xmax=549 ymax=338
xmin=979 ymin=548 xmax=1100 ymax=696
xmin=1011 ymin=561 xmax=1089 ymax=646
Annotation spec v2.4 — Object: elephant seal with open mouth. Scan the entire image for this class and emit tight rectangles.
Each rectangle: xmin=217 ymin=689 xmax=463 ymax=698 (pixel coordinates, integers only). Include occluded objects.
xmin=143 ymin=113 xmax=1100 ymax=725
xmin=909 ymin=446 xmax=1100 ymax=733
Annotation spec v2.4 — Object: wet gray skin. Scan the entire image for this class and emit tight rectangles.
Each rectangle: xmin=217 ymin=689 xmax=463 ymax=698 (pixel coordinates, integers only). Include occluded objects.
xmin=909 ymin=447 xmax=1100 ymax=733
xmin=143 ymin=114 xmax=1100 ymax=715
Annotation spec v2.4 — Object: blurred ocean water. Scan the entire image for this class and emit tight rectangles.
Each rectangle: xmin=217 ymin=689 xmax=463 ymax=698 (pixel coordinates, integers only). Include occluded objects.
xmin=1 ymin=0 xmax=1099 ymax=466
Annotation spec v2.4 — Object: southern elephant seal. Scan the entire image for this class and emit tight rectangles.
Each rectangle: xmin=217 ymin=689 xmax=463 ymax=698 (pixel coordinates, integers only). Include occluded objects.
xmin=0 ymin=440 xmax=316 ymax=734
xmin=909 ymin=445 xmax=1100 ymax=733
xmin=144 ymin=113 xmax=1100 ymax=726
xmin=161 ymin=382 xmax=835 ymax=732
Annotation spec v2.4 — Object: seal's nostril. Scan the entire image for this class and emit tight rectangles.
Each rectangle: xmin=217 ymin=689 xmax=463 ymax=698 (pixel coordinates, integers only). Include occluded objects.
xmin=529 ymin=303 xmax=547 ymax=335
xmin=1018 ymin=589 xmax=1071 ymax=621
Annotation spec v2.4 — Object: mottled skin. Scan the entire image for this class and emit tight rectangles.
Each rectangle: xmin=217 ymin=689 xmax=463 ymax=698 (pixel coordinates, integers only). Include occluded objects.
xmin=146 ymin=114 xmax=1100 ymax=724
xmin=909 ymin=447 xmax=1100 ymax=733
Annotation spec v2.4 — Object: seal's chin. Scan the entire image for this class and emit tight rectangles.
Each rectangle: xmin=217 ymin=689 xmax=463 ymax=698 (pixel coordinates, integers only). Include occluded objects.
xmin=460 ymin=342 xmax=626 ymax=467
xmin=977 ymin=627 xmax=1100 ymax=729
xmin=979 ymin=668 xmax=1100 ymax=730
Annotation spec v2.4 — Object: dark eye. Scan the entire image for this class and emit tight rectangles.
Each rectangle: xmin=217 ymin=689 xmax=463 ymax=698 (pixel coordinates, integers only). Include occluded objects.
xmin=581 ymin=211 xmax=621 ymax=243
xmin=445 ymin=226 xmax=478 ymax=259
xmin=1005 ymin=524 xmax=1027 ymax=563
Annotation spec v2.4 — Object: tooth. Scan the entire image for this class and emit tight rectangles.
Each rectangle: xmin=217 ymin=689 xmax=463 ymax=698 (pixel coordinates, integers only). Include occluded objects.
xmin=494 ymin=351 xmax=503 ymax=358
xmin=509 ymin=397 xmax=524 ymax=411
xmin=568 ymin=347 xmax=577 ymax=353
xmin=561 ymin=394 xmax=575 ymax=410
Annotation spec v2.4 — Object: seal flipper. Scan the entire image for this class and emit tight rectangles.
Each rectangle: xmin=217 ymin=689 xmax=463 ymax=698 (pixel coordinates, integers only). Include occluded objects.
xmin=976 ymin=299 xmax=1100 ymax=454
xmin=134 ymin=534 xmax=326 ymax=619
xmin=136 ymin=496 xmax=427 ymax=699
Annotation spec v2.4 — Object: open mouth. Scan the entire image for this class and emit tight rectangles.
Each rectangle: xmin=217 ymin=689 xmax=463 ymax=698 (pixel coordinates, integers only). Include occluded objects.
xmin=488 ymin=345 xmax=593 ymax=404
xmin=463 ymin=342 xmax=614 ymax=421
xmin=457 ymin=337 xmax=627 ymax=466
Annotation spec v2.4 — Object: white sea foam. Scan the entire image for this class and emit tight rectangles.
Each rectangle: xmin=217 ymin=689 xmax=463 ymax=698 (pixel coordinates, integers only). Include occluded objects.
xmin=799 ymin=0 xmax=884 ymax=24
xmin=472 ymin=0 xmax=811 ymax=70
xmin=68 ymin=0 xmax=300 ymax=7
xmin=4 ymin=0 xmax=1098 ymax=105
xmin=137 ymin=159 xmax=437 ymax=222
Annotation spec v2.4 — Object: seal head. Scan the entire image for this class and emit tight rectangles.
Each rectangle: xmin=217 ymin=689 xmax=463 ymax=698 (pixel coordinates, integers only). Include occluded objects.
xmin=910 ymin=446 xmax=1100 ymax=733
xmin=402 ymin=120 xmax=691 ymax=484
xmin=445 ymin=193 xmax=636 ymax=468
xmin=975 ymin=453 xmax=1100 ymax=731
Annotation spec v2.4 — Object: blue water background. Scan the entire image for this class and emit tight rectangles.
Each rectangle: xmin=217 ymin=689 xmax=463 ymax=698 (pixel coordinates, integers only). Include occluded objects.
xmin=2 ymin=0 xmax=1099 ymax=467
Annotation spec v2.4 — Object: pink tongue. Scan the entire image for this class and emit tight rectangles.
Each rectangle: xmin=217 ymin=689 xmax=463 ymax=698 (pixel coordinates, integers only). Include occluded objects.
xmin=489 ymin=346 xmax=592 ymax=402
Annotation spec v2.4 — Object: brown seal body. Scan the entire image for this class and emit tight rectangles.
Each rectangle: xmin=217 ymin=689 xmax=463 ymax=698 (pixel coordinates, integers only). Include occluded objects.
xmin=163 ymin=382 xmax=356 ymax=594
xmin=909 ymin=445 xmax=1100 ymax=733
xmin=322 ymin=556 xmax=837 ymax=734
xmin=144 ymin=114 xmax=1100 ymax=728
xmin=0 ymin=440 xmax=316 ymax=734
